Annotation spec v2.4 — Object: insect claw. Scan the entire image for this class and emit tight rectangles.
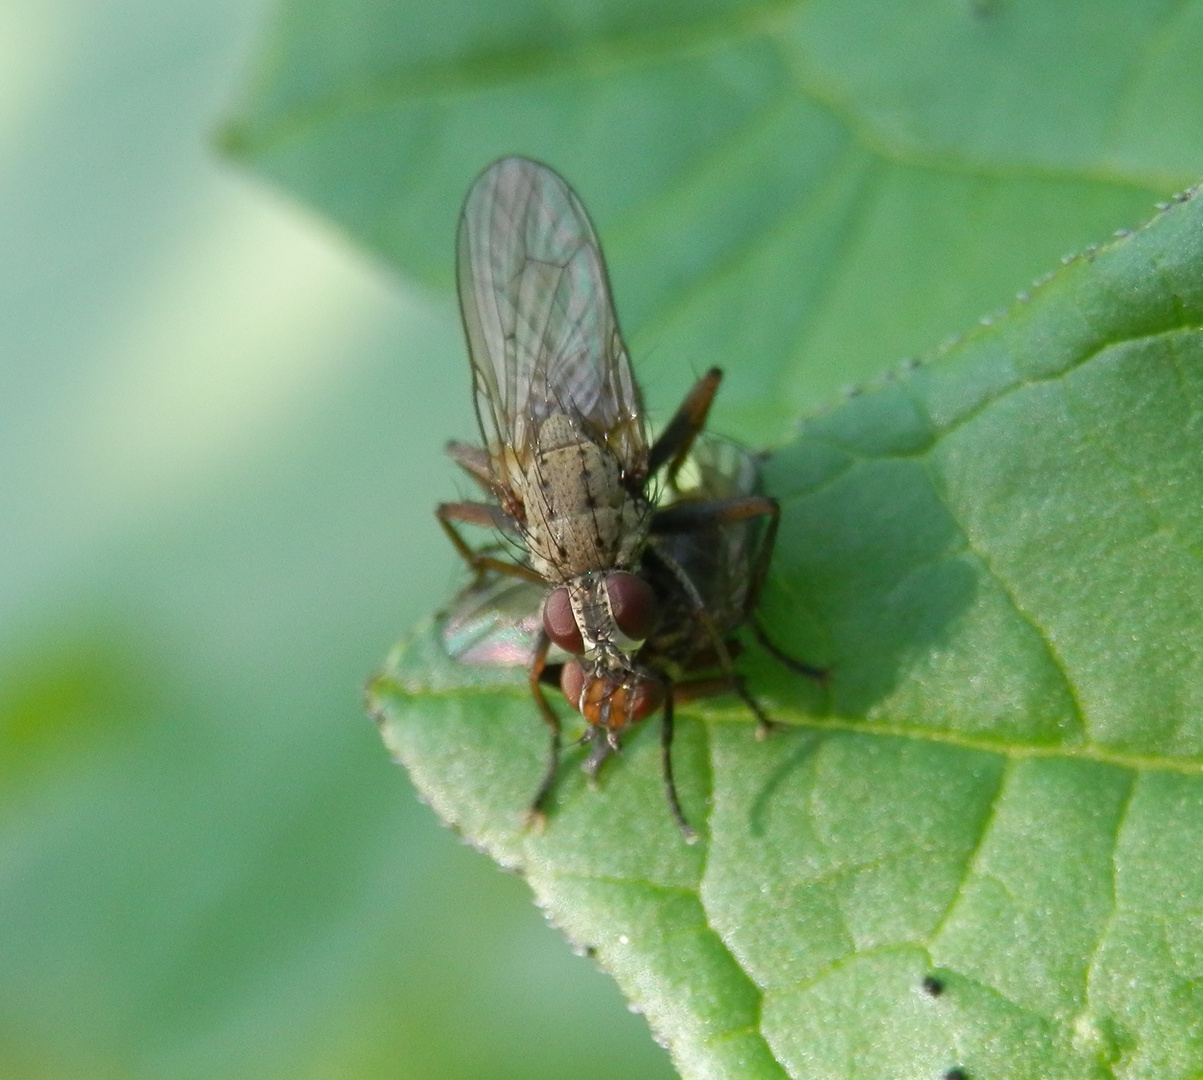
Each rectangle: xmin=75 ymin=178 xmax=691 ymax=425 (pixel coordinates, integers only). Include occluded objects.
xmin=583 ymin=728 xmax=619 ymax=778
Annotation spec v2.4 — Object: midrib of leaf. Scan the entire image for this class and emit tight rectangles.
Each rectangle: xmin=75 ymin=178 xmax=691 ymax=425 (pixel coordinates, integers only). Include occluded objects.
xmin=374 ymin=668 xmax=1203 ymax=776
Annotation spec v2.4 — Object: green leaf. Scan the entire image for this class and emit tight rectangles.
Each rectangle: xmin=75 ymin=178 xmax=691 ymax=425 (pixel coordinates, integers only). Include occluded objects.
xmin=224 ymin=0 xmax=1203 ymax=1076
xmin=369 ymin=189 xmax=1203 ymax=1078
xmin=221 ymin=0 xmax=1199 ymax=440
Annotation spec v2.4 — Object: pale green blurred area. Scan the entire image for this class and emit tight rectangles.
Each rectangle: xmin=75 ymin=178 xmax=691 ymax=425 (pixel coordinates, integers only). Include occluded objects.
xmin=0 ymin=2 xmax=673 ymax=1078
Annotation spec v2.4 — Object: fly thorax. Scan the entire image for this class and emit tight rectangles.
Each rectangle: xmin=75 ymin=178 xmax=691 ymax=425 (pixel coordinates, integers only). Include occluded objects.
xmin=522 ymin=412 xmax=646 ymax=579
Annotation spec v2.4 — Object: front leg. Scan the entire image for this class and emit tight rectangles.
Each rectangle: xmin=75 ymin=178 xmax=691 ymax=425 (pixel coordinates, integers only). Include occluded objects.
xmin=647 ymin=367 xmax=723 ymax=484
xmin=525 ymin=629 xmax=562 ymax=827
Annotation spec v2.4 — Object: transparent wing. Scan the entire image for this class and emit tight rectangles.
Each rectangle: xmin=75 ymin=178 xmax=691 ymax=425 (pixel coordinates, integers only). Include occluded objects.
xmin=653 ymin=435 xmax=765 ymax=638
xmin=441 ymin=574 xmax=570 ymax=667
xmin=456 ymin=157 xmax=647 ymax=479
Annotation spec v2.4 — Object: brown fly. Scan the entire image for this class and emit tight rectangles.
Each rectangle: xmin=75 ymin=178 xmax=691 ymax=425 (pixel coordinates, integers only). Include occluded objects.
xmin=438 ymin=157 xmax=819 ymax=829
xmin=441 ymin=434 xmax=824 ymax=841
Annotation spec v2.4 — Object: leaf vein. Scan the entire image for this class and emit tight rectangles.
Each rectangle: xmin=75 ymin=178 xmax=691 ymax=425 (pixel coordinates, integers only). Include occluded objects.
xmin=926 ymin=758 xmax=1011 ymax=947
xmin=633 ymin=139 xmax=880 ymax=375
xmin=1079 ymin=771 xmax=1139 ymax=1016
xmin=909 ymin=450 xmax=1090 ymax=742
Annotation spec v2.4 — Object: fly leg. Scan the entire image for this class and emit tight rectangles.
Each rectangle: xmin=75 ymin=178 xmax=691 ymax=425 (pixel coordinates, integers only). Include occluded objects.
xmin=651 ymin=494 xmax=827 ymax=726
xmin=647 ymin=367 xmax=722 ymax=485
xmin=445 ymin=439 xmax=493 ymax=491
xmin=440 ymin=441 xmax=538 ymax=580
xmin=650 ymin=491 xmax=779 ymax=538
xmin=526 ymin=629 xmax=562 ymax=828
xmin=437 ymin=501 xmax=544 ymax=583
xmin=658 ymin=672 xmax=776 ymax=842
xmin=659 ymin=683 xmax=698 ymax=844
xmin=670 ymin=672 xmax=775 ymax=737
xmin=750 ymin=619 xmax=828 ymax=684
xmin=736 ymin=494 xmax=830 ymax=685
xmin=736 ymin=495 xmax=832 ymax=683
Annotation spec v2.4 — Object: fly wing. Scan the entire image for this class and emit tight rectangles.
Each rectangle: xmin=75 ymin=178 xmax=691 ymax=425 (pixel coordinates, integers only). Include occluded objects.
xmin=457 ymin=157 xmax=647 ymax=483
xmin=441 ymin=573 xmax=570 ymax=667
xmin=655 ymin=435 xmax=765 ymax=637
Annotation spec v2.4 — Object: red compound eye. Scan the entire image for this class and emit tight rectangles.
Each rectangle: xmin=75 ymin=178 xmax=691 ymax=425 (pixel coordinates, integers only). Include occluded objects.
xmin=543 ymin=586 xmax=585 ymax=654
xmin=560 ymin=660 xmax=664 ymax=728
xmin=559 ymin=660 xmax=586 ymax=711
xmin=605 ymin=571 xmax=658 ymax=642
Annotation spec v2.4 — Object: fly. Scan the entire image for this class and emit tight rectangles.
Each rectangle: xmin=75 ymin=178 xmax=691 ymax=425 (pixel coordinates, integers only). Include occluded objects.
xmin=438 ymin=157 xmax=820 ymax=829
xmin=441 ymin=433 xmax=826 ymax=841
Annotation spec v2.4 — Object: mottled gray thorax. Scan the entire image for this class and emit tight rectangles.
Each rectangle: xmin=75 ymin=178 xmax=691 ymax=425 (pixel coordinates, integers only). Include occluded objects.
xmin=521 ymin=411 xmax=648 ymax=583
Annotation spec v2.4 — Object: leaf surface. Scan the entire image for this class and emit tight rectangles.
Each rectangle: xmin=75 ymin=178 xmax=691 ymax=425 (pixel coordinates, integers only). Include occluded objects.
xmin=369 ymin=189 xmax=1203 ymax=1078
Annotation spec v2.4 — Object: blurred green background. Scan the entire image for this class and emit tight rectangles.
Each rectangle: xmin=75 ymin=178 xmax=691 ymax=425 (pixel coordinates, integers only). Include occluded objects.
xmin=0 ymin=1 xmax=674 ymax=1077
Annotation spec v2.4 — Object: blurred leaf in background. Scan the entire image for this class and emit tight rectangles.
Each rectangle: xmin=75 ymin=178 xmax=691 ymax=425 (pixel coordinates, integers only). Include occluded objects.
xmin=0 ymin=1 xmax=671 ymax=1079
xmin=4 ymin=1 xmax=1203 ymax=1079
xmin=227 ymin=0 xmax=1203 ymax=1076
xmin=222 ymin=0 xmax=1202 ymax=437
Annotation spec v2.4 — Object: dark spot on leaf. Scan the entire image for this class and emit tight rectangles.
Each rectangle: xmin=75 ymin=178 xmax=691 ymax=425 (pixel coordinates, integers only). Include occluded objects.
xmin=922 ymin=975 xmax=945 ymax=996
xmin=944 ymin=1069 xmax=967 ymax=1080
